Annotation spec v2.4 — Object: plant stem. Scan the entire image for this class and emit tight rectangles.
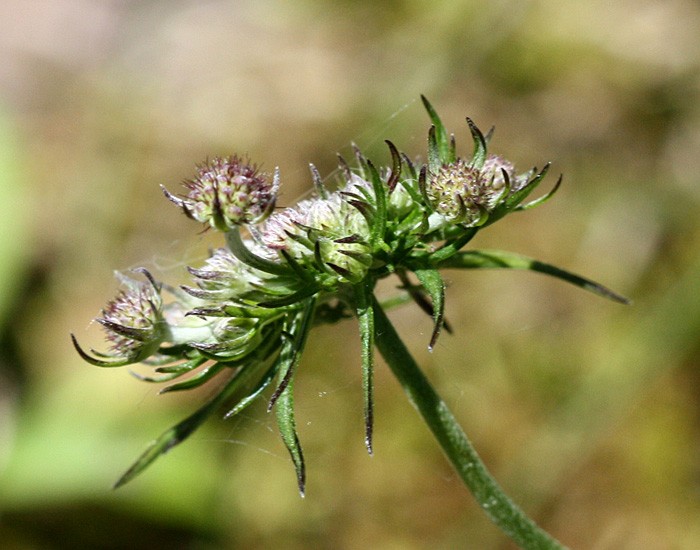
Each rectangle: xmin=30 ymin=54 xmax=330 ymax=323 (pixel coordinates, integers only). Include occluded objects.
xmin=371 ymin=297 xmax=566 ymax=549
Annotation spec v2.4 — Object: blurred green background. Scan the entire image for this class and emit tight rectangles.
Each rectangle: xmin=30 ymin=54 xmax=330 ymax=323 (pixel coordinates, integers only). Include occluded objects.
xmin=1 ymin=1 xmax=699 ymax=548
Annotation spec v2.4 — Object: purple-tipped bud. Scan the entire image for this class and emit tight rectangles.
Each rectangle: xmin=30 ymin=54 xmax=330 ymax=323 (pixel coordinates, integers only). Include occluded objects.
xmin=163 ymin=156 xmax=278 ymax=231
xmin=72 ymin=269 xmax=168 ymax=367
xmin=426 ymin=154 xmax=530 ymax=225
xmin=426 ymin=158 xmax=486 ymax=225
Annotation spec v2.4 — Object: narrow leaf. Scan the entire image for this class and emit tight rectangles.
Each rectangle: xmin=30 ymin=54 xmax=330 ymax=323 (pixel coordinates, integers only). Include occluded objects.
xmin=113 ymin=364 xmax=248 ymax=488
xmin=268 ymin=297 xmax=316 ymax=409
xmin=159 ymin=362 xmax=226 ymax=394
xmin=224 ymin=363 xmax=277 ymax=419
xmin=436 ymin=249 xmax=630 ymax=304
xmin=414 ymin=269 xmax=447 ymax=351
xmin=275 ymin=381 xmax=305 ymax=497
xmin=268 ymin=300 xmax=316 ymax=496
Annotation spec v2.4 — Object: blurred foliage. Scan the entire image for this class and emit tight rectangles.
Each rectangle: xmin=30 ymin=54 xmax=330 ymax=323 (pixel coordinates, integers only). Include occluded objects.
xmin=0 ymin=0 xmax=699 ymax=548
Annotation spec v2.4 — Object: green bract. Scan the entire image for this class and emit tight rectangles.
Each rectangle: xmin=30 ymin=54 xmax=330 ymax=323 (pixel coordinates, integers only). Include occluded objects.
xmin=73 ymin=96 xmax=627 ymax=549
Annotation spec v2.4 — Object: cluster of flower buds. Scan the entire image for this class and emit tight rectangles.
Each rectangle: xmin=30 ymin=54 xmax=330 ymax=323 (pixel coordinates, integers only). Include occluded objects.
xmin=73 ymin=96 xmax=624 ymax=495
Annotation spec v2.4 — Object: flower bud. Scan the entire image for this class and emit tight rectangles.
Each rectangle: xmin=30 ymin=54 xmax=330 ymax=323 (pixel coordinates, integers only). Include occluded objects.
xmin=184 ymin=247 xmax=266 ymax=301
xmin=163 ymin=156 xmax=278 ymax=231
xmin=260 ymin=183 xmax=372 ymax=284
xmin=72 ymin=269 xmax=168 ymax=366
xmin=425 ymin=154 xmax=531 ymax=226
xmin=426 ymin=158 xmax=486 ymax=225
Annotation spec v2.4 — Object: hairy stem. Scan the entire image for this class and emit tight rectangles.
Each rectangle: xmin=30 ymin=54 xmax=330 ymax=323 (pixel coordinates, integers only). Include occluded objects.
xmin=371 ymin=297 xmax=566 ymax=549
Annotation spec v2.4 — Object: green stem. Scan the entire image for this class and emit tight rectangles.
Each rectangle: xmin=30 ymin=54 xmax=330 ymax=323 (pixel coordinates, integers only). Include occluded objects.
xmin=371 ymin=297 xmax=566 ymax=549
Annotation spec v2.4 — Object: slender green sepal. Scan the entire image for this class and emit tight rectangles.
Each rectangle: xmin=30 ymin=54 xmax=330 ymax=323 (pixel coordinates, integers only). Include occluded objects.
xmin=70 ymin=334 xmax=132 ymax=368
xmin=153 ymin=357 xmax=206 ymax=374
xmin=128 ymin=369 xmax=186 ymax=384
xmin=367 ymin=160 xmax=387 ymax=249
xmin=427 ymin=125 xmax=441 ymax=174
xmin=130 ymin=356 xmax=207 ymax=382
xmin=421 ymin=95 xmax=450 ymax=161
xmin=515 ymin=174 xmax=563 ymax=211
xmin=385 ymin=140 xmax=402 ymax=193
xmin=466 ymin=117 xmax=487 ymax=170
xmin=498 ymin=164 xmax=551 ymax=215
xmin=280 ymin=249 xmax=317 ymax=283
xmin=436 ymin=249 xmax=630 ymax=304
xmin=257 ymin=285 xmax=319 ymax=309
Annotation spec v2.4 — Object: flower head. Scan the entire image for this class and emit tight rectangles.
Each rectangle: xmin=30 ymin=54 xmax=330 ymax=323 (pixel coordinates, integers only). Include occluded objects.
xmin=425 ymin=153 xmax=534 ymax=226
xmin=260 ymin=177 xmax=372 ymax=284
xmin=72 ymin=269 xmax=168 ymax=366
xmin=184 ymin=247 xmax=267 ymax=301
xmin=163 ymin=156 xmax=279 ymax=230
xmin=427 ymin=158 xmax=486 ymax=225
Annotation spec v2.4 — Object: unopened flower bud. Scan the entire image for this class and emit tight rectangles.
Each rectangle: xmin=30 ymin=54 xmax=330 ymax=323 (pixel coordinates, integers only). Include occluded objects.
xmin=72 ymin=269 xmax=168 ymax=366
xmin=163 ymin=156 xmax=278 ymax=231
xmin=426 ymin=159 xmax=486 ymax=225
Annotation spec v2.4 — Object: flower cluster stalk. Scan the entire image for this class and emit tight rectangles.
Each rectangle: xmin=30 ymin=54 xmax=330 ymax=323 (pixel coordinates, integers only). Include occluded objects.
xmin=372 ymin=297 xmax=566 ymax=549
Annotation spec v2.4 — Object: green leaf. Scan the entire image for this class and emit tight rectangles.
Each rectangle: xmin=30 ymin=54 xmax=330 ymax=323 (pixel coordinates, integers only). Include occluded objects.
xmin=274 ymin=377 xmax=305 ymax=497
xmin=158 ymin=362 xmax=226 ymax=394
xmin=422 ymin=227 xmax=479 ymax=264
xmin=223 ymin=363 xmax=277 ymax=419
xmin=113 ymin=363 xmax=251 ymax=488
xmin=436 ymin=249 xmax=630 ymax=304
xmin=268 ymin=298 xmax=316 ymax=496
xmin=414 ymin=269 xmax=447 ymax=351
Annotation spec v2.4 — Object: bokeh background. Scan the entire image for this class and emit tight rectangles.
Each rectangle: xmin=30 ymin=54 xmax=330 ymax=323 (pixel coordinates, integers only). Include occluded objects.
xmin=1 ymin=1 xmax=699 ymax=548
